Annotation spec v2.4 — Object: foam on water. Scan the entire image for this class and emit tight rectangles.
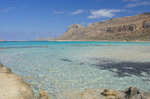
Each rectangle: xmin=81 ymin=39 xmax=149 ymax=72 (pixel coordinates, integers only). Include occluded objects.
xmin=0 ymin=41 xmax=150 ymax=98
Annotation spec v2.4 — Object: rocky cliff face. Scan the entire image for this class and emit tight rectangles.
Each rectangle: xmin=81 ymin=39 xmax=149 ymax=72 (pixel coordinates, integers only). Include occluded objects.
xmin=59 ymin=13 xmax=150 ymax=41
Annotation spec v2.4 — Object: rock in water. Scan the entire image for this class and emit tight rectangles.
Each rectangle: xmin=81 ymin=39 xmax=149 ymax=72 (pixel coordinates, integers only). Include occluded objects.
xmin=40 ymin=91 xmax=50 ymax=99
xmin=0 ymin=62 xmax=35 ymax=99
xmin=101 ymin=86 xmax=150 ymax=99
xmin=124 ymin=86 xmax=150 ymax=99
xmin=101 ymin=88 xmax=118 ymax=99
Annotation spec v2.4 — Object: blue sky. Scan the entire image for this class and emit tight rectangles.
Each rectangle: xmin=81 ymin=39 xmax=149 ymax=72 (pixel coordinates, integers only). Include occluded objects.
xmin=0 ymin=0 xmax=150 ymax=40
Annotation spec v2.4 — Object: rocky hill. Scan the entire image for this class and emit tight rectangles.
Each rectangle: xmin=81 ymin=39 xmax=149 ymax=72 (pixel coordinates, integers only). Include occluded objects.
xmin=58 ymin=12 xmax=150 ymax=41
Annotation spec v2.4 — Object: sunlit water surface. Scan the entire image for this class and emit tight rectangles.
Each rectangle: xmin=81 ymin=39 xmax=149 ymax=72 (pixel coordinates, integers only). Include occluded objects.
xmin=0 ymin=41 xmax=150 ymax=98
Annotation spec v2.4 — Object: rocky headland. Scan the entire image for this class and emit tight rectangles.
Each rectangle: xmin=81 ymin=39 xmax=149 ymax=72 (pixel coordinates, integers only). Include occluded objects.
xmin=33 ymin=13 xmax=150 ymax=41
xmin=0 ymin=62 xmax=35 ymax=99
xmin=0 ymin=62 xmax=150 ymax=99
xmin=58 ymin=12 xmax=150 ymax=41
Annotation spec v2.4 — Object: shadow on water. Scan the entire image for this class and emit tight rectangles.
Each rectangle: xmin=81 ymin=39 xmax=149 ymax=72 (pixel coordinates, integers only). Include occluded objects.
xmin=92 ymin=59 xmax=150 ymax=77
xmin=60 ymin=58 xmax=73 ymax=62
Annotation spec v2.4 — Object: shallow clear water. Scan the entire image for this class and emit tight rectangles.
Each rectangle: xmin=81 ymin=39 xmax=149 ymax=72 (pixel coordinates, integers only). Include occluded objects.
xmin=0 ymin=41 xmax=150 ymax=97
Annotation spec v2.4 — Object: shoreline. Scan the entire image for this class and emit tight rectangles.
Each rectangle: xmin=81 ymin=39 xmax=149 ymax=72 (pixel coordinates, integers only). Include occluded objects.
xmin=1 ymin=40 xmax=150 ymax=42
xmin=0 ymin=63 xmax=35 ymax=99
xmin=0 ymin=62 xmax=150 ymax=99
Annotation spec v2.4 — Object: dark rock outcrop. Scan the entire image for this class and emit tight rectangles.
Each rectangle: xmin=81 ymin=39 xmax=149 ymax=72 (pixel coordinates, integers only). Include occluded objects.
xmin=143 ymin=21 xmax=150 ymax=28
xmin=106 ymin=24 xmax=136 ymax=33
xmin=124 ymin=87 xmax=150 ymax=99
xmin=66 ymin=24 xmax=85 ymax=32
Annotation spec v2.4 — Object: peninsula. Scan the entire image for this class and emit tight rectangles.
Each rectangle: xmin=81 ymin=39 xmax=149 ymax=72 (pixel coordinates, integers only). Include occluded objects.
xmin=35 ymin=12 xmax=150 ymax=41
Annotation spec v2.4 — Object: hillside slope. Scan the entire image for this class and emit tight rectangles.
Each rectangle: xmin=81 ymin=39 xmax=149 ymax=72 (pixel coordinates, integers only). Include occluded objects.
xmin=59 ymin=13 xmax=150 ymax=41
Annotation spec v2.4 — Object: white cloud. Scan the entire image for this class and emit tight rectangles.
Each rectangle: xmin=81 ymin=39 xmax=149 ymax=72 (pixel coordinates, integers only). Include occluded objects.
xmin=0 ymin=7 xmax=16 ymax=13
xmin=71 ymin=9 xmax=84 ymax=15
xmin=88 ymin=9 xmax=121 ymax=19
xmin=53 ymin=11 xmax=64 ymax=14
xmin=126 ymin=1 xmax=150 ymax=7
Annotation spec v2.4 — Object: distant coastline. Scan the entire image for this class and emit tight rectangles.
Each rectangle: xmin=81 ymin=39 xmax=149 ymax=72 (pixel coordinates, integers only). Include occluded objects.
xmin=35 ymin=40 xmax=150 ymax=42
xmin=1 ymin=40 xmax=150 ymax=43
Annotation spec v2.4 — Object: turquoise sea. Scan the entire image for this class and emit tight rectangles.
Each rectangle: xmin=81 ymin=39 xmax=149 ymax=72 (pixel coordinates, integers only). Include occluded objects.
xmin=0 ymin=41 xmax=150 ymax=98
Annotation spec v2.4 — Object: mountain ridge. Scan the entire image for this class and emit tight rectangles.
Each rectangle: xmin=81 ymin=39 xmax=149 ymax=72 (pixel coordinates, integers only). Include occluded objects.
xmin=35 ymin=12 xmax=150 ymax=41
